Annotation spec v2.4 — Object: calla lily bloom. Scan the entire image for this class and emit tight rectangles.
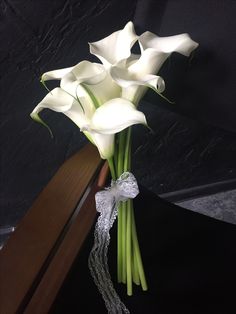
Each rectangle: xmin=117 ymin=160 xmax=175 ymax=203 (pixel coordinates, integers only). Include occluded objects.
xmin=60 ymin=61 xmax=121 ymax=107
xmin=31 ymin=88 xmax=147 ymax=159
xmin=110 ymin=32 xmax=198 ymax=103
xmin=41 ymin=60 xmax=121 ymax=107
xmin=89 ymin=21 xmax=138 ymax=68
xmin=89 ymin=21 xmax=164 ymax=103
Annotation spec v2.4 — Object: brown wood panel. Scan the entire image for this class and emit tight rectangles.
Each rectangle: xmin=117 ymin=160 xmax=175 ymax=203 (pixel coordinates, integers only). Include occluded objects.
xmin=24 ymin=162 xmax=109 ymax=314
xmin=0 ymin=144 xmax=102 ymax=314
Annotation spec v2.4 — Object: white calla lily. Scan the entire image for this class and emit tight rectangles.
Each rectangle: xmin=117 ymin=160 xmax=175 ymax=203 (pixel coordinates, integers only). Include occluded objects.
xmin=61 ymin=61 xmax=121 ymax=107
xmin=41 ymin=60 xmax=121 ymax=107
xmin=31 ymin=89 xmax=146 ymax=159
xmin=89 ymin=21 xmax=138 ymax=67
xmin=110 ymin=31 xmax=198 ymax=104
xmin=31 ymin=87 xmax=95 ymax=128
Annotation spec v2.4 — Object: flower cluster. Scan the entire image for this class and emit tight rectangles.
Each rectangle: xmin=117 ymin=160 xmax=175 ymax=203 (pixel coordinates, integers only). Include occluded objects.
xmin=31 ymin=21 xmax=198 ymax=159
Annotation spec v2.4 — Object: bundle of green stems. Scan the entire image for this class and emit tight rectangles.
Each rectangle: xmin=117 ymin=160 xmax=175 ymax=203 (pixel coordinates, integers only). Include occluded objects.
xmin=108 ymin=127 xmax=147 ymax=296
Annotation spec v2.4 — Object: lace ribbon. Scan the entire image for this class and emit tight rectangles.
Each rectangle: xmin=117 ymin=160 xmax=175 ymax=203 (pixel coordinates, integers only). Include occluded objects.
xmin=88 ymin=172 xmax=139 ymax=314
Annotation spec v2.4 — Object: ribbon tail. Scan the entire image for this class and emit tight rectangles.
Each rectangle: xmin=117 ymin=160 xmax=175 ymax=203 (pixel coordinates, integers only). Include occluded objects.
xmin=88 ymin=202 xmax=130 ymax=314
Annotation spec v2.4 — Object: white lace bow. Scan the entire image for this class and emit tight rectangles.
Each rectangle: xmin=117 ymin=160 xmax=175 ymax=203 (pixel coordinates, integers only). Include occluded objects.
xmin=89 ymin=172 xmax=139 ymax=314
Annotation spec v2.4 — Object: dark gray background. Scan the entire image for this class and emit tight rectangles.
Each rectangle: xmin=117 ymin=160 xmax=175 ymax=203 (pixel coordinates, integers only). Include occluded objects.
xmin=1 ymin=0 xmax=236 ymax=227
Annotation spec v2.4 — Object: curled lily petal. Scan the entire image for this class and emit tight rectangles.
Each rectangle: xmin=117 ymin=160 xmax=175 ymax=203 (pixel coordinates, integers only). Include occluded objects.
xmin=110 ymin=59 xmax=165 ymax=103
xmin=89 ymin=21 xmax=138 ymax=67
xmin=71 ymin=61 xmax=106 ymax=84
xmin=30 ymin=112 xmax=53 ymax=138
xmin=89 ymin=98 xmax=147 ymax=134
xmin=110 ymin=66 xmax=165 ymax=91
xmin=123 ymin=77 xmax=165 ymax=104
xmin=60 ymin=61 xmax=106 ymax=95
xmin=30 ymin=87 xmax=74 ymax=137
xmin=31 ymin=88 xmax=95 ymax=130
xmin=110 ymin=49 xmax=167 ymax=88
xmin=41 ymin=67 xmax=74 ymax=81
xmin=31 ymin=88 xmax=74 ymax=113
xmin=139 ymin=32 xmax=199 ymax=57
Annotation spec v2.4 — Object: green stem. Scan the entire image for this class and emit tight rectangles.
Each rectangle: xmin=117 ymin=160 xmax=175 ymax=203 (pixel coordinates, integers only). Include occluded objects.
xmin=124 ymin=128 xmax=133 ymax=293
xmin=110 ymin=138 xmax=121 ymax=282
xmin=131 ymin=204 xmax=148 ymax=291
xmin=126 ymin=199 xmax=132 ymax=295
xmin=132 ymin=238 xmax=140 ymax=285
xmin=117 ymin=130 xmax=126 ymax=283
xmin=117 ymin=131 xmax=126 ymax=176
xmin=121 ymin=201 xmax=127 ymax=283
xmin=117 ymin=202 xmax=122 ymax=283
xmin=108 ymin=155 xmax=125 ymax=283
xmin=107 ymin=158 xmax=116 ymax=180
xmin=114 ymin=127 xmax=147 ymax=294
xmin=124 ymin=128 xmax=131 ymax=171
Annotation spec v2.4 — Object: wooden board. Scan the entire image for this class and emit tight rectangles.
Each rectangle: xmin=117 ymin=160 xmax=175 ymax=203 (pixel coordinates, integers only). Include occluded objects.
xmin=0 ymin=144 xmax=107 ymax=314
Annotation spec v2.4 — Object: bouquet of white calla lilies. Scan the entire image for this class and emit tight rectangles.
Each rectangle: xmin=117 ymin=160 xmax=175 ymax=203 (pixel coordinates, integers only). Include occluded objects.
xmin=31 ymin=21 xmax=198 ymax=306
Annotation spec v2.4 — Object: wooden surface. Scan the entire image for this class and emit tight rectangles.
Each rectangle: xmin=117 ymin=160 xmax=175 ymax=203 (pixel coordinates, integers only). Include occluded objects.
xmin=24 ymin=162 xmax=109 ymax=314
xmin=0 ymin=143 xmax=103 ymax=314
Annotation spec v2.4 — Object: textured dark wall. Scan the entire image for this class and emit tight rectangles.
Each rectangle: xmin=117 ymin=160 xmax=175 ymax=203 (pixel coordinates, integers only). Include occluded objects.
xmin=1 ymin=0 xmax=236 ymax=227
xmin=134 ymin=0 xmax=236 ymax=132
